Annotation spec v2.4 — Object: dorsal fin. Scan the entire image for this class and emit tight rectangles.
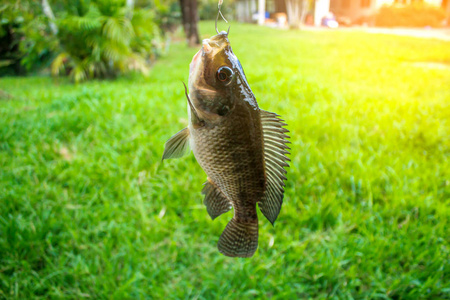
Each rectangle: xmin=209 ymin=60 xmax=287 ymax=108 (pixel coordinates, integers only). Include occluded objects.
xmin=162 ymin=128 xmax=190 ymax=160
xmin=202 ymin=179 xmax=232 ymax=220
xmin=259 ymin=110 xmax=290 ymax=225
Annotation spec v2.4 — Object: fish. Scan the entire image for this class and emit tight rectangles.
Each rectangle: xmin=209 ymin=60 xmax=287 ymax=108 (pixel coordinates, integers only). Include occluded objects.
xmin=162 ymin=30 xmax=290 ymax=258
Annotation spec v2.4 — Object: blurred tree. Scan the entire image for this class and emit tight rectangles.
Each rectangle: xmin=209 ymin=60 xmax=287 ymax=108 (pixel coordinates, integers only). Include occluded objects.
xmin=179 ymin=0 xmax=200 ymax=46
xmin=197 ymin=0 xmax=234 ymax=20
xmin=42 ymin=0 xmax=58 ymax=34
xmin=285 ymin=0 xmax=310 ymax=29
xmin=126 ymin=0 xmax=134 ymax=18
xmin=0 ymin=4 xmax=25 ymax=75
xmin=148 ymin=0 xmax=181 ymax=33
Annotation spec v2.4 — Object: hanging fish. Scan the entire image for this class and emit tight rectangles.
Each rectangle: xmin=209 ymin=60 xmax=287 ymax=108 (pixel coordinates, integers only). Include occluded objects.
xmin=163 ymin=30 xmax=290 ymax=258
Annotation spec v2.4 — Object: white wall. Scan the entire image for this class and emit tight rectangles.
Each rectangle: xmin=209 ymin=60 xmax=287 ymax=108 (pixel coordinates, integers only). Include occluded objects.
xmin=314 ymin=0 xmax=331 ymax=26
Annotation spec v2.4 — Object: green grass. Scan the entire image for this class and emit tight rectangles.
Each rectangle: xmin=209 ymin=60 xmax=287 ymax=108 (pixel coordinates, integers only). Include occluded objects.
xmin=1 ymin=22 xmax=449 ymax=299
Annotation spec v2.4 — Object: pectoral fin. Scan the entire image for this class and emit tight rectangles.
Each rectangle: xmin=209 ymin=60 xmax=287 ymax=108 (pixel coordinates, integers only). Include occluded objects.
xmin=202 ymin=179 xmax=232 ymax=220
xmin=259 ymin=110 xmax=291 ymax=225
xmin=162 ymin=128 xmax=190 ymax=160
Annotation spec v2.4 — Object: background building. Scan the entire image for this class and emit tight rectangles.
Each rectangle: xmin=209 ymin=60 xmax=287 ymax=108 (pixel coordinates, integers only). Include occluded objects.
xmin=330 ymin=0 xmax=445 ymax=24
xmin=235 ymin=0 xmax=449 ymax=26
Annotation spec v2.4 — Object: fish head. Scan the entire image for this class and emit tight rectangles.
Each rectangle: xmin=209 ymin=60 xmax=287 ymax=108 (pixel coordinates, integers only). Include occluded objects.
xmin=188 ymin=31 xmax=255 ymax=121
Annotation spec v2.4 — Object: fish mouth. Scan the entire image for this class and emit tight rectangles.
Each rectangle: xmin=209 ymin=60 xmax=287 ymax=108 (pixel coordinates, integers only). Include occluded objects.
xmin=189 ymin=41 xmax=210 ymax=76
xmin=204 ymin=32 xmax=229 ymax=53
xmin=189 ymin=40 xmax=215 ymax=75
xmin=202 ymin=39 xmax=214 ymax=54
xmin=189 ymin=33 xmax=229 ymax=76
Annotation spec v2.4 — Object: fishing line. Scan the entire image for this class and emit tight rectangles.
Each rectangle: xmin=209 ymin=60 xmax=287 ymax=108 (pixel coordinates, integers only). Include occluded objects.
xmin=215 ymin=0 xmax=229 ymax=35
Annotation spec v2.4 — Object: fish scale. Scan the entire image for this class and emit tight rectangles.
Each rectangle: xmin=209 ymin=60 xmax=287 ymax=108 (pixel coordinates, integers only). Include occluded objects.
xmin=190 ymin=110 xmax=265 ymax=219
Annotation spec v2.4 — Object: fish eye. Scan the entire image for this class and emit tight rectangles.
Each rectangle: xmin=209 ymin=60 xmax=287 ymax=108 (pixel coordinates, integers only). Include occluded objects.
xmin=216 ymin=66 xmax=233 ymax=84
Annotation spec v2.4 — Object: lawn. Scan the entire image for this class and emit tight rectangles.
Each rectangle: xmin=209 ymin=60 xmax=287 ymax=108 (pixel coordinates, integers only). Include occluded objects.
xmin=0 ymin=22 xmax=449 ymax=299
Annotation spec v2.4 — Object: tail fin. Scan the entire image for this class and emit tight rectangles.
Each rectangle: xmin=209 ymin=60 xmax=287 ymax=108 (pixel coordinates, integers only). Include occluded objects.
xmin=218 ymin=218 xmax=258 ymax=258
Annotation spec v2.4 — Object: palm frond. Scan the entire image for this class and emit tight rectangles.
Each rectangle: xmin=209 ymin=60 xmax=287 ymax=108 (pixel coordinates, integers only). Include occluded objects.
xmin=49 ymin=1 xmax=161 ymax=82
xmin=103 ymin=16 xmax=134 ymax=44
xmin=70 ymin=63 xmax=87 ymax=83
xmin=51 ymin=52 xmax=69 ymax=76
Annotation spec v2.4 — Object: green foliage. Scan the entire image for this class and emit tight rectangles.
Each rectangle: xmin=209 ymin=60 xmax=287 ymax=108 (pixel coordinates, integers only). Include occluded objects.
xmin=0 ymin=1 xmax=56 ymax=75
xmin=151 ymin=0 xmax=181 ymax=32
xmin=1 ymin=22 xmax=449 ymax=298
xmin=51 ymin=0 xmax=162 ymax=82
xmin=0 ymin=0 xmax=167 ymax=81
xmin=376 ymin=3 xmax=447 ymax=27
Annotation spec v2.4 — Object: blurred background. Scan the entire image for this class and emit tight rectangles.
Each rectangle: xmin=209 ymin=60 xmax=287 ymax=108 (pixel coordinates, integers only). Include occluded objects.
xmin=1 ymin=0 xmax=449 ymax=299
xmin=1 ymin=0 xmax=450 ymax=79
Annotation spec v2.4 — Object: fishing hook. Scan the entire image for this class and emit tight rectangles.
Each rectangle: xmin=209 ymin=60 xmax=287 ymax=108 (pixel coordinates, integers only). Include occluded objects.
xmin=215 ymin=0 xmax=229 ymax=35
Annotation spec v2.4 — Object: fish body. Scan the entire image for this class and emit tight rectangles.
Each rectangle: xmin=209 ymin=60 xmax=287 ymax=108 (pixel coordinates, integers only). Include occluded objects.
xmin=163 ymin=31 xmax=290 ymax=257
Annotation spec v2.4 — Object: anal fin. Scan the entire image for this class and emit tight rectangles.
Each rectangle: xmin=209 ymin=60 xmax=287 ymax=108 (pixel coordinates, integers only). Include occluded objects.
xmin=162 ymin=128 xmax=190 ymax=160
xmin=202 ymin=179 xmax=232 ymax=220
